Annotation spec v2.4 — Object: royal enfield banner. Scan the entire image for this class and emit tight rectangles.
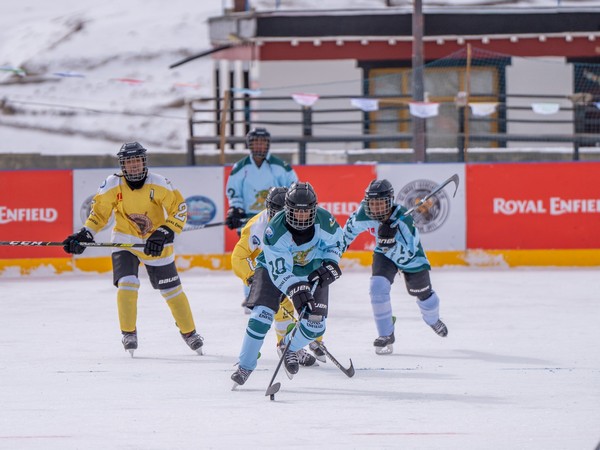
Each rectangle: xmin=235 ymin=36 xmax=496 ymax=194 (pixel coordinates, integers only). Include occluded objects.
xmin=0 ymin=170 xmax=73 ymax=258
xmin=467 ymin=162 xmax=600 ymax=249
xmin=224 ymin=165 xmax=377 ymax=252
xmin=376 ymin=164 xmax=466 ymax=251
xmin=73 ymin=166 xmax=225 ymax=257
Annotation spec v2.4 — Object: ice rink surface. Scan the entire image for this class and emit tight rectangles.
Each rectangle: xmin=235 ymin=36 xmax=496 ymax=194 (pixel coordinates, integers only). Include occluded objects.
xmin=2 ymin=267 xmax=599 ymax=449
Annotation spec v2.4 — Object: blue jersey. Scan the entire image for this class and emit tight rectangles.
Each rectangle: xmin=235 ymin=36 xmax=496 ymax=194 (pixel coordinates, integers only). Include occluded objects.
xmin=226 ymin=154 xmax=298 ymax=217
xmin=257 ymin=208 xmax=344 ymax=294
xmin=343 ymin=202 xmax=430 ymax=273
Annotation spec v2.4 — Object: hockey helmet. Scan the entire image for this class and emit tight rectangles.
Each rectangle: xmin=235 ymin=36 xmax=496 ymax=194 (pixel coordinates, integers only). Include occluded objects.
xmin=364 ymin=179 xmax=394 ymax=221
xmin=285 ymin=182 xmax=317 ymax=231
xmin=117 ymin=141 xmax=148 ymax=182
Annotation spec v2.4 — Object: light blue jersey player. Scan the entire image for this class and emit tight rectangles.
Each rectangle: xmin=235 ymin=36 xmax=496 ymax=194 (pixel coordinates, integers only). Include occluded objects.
xmin=343 ymin=179 xmax=448 ymax=355
xmin=231 ymin=182 xmax=344 ymax=388
xmin=225 ymin=127 xmax=298 ymax=230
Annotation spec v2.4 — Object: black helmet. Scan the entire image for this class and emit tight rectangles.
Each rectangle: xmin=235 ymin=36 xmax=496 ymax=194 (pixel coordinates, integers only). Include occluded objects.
xmin=266 ymin=186 xmax=287 ymax=220
xmin=246 ymin=127 xmax=271 ymax=160
xmin=285 ymin=182 xmax=317 ymax=231
xmin=364 ymin=179 xmax=394 ymax=221
xmin=117 ymin=142 xmax=148 ymax=182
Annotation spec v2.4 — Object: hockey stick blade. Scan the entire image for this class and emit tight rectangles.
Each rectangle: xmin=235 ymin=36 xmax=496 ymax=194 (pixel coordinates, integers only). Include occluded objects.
xmin=265 ymin=382 xmax=281 ymax=397
xmin=317 ymin=342 xmax=355 ymax=378
xmin=400 ymin=173 xmax=460 ymax=217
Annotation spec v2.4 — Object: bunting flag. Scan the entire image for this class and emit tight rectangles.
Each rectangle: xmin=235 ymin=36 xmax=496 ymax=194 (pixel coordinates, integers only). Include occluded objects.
xmin=351 ymin=97 xmax=379 ymax=112
xmin=292 ymin=93 xmax=319 ymax=107
xmin=531 ymin=103 xmax=560 ymax=115
xmin=408 ymin=101 xmax=440 ymax=118
xmin=470 ymin=102 xmax=497 ymax=117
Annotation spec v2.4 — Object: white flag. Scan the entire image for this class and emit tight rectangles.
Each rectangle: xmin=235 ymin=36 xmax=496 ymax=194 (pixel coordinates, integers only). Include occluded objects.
xmin=531 ymin=103 xmax=560 ymax=115
xmin=470 ymin=103 xmax=497 ymax=117
xmin=408 ymin=102 xmax=440 ymax=118
xmin=351 ymin=98 xmax=379 ymax=112
xmin=292 ymin=93 xmax=319 ymax=107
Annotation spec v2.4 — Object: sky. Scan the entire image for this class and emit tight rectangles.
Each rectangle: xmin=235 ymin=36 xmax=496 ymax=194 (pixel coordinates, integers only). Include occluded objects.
xmin=1 ymin=267 xmax=599 ymax=449
xmin=2 ymin=0 xmax=600 ymax=156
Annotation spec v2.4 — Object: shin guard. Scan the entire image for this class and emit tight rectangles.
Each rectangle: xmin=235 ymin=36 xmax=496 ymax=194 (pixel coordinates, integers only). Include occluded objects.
xmin=417 ymin=291 xmax=441 ymax=326
xmin=117 ymin=275 xmax=139 ymax=332
xmin=239 ymin=306 xmax=274 ymax=371
xmin=162 ymin=286 xmax=196 ymax=334
xmin=370 ymin=276 xmax=394 ymax=337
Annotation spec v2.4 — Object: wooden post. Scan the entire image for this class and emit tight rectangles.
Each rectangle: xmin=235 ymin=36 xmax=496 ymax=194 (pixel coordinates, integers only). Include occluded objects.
xmin=219 ymin=89 xmax=230 ymax=166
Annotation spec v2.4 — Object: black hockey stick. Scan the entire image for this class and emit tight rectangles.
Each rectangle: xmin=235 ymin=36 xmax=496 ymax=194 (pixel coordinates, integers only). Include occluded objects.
xmin=280 ymin=305 xmax=355 ymax=378
xmin=399 ymin=173 xmax=460 ymax=217
xmin=0 ymin=241 xmax=145 ymax=248
xmin=183 ymin=219 xmax=247 ymax=232
xmin=265 ymin=304 xmax=308 ymax=400
xmin=312 ymin=341 xmax=355 ymax=378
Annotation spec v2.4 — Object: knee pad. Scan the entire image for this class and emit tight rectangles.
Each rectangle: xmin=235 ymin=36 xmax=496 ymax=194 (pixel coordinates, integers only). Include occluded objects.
xmin=247 ymin=305 xmax=275 ymax=339
xmin=117 ymin=275 xmax=140 ymax=291
xmin=370 ymin=276 xmax=391 ymax=303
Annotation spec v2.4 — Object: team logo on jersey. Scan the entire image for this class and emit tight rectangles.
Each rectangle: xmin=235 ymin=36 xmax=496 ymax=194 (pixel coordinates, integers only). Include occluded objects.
xmin=128 ymin=213 xmax=153 ymax=235
xmin=396 ymin=179 xmax=450 ymax=233
xmin=185 ymin=195 xmax=216 ymax=226
xmin=293 ymin=246 xmax=314 ymax=266
xmin=249 ymin=189 xmax=269 ymax=212
xmin=265 ymin=226 xmax=274 ymax=239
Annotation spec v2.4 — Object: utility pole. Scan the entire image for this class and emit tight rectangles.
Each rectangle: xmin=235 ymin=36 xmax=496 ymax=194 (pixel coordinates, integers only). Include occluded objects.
xmin=411 ymin=0 xmax=426 ymax=162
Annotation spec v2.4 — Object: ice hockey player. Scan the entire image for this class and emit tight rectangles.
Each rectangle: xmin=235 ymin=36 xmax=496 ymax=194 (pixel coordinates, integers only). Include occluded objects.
xmin=231 ymin=182 xmax=343 ymax=388
xmin=62 ymin=142 xmax=203 ymax=357
xmin=231 ymin=186 xmax=318 ymax=368
xmin=342 ymin=179 xmax=447 ymax=355
xmin=225 ymin=127 xmax=298 ymax=313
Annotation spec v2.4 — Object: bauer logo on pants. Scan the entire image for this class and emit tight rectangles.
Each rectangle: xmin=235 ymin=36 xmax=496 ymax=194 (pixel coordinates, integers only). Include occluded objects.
xmin=396 ymin=179 xmax=451 ymax=233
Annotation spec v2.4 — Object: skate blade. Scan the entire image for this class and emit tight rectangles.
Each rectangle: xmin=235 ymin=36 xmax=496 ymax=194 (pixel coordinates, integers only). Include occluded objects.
xmin=232 ymin=382 xmax=241 ymax=391
xmin=375 ymin=344 xmax=394 ymax=355
xmin=127 ymin=349 xmax=135 ymax=358
xmin=313 ymin=354 xmax=326 ymax=363
xmin=194 ymin=347 xmax=203 ymax=356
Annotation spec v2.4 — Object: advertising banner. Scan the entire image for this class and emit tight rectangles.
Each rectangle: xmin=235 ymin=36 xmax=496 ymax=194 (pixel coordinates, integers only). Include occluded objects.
xmin=73 ymin=166 xmax=225 ymax=258
xmin=224 ymin=165 xmax=377 ymax=251
xmin=377 ymin=164 xmax=466 ymax=251
xmin=467 ymin=162 xmax=600 ymax=249
xmin=0 ymin=170 xmax=73 ymax=258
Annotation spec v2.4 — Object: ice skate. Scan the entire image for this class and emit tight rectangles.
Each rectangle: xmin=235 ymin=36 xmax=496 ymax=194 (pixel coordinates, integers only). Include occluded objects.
xmin=373 ymin=333 xmax=395 ymax=355
xmin=277 ymin=343 xmax=299 ymax=379
xmin=121 ymin=331 xmax=137 ymax=357
xmin=430 ymin=319 xmax=448 ymax=337
xmin=309 ymin=340 xmax=327 ymax=363
xmin=297 ymin=348 xmax=318 ymax=367
xmin=231 ymin=366 xmax=253 ymax=390
xmin=181 ymin=330 xmax=204 ymax=355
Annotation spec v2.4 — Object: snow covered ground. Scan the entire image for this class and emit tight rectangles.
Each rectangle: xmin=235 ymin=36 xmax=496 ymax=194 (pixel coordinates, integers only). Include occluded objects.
xmin=2 ymin=267 xmax=599 ymax=449
xmin=2 ymin=0 xmax=600 ymax=156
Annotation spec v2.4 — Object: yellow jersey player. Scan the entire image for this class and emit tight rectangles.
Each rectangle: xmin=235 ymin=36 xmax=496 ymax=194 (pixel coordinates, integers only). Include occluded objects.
xmin=62 ymin=142 xmax=203 ymax=357
xmin=231 ymin=186 xmax=320 ymax=367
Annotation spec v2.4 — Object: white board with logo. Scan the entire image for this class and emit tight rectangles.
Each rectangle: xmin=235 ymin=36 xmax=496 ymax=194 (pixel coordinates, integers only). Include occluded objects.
xmin=376 ymin=164 xmax=466 ymax=251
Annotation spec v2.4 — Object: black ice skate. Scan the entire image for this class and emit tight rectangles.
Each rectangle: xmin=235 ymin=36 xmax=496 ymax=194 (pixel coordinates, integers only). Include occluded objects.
xmin=430 ymin=319 xmax=448 ymax=337
xmin=297 ymin=348 xmax=318 ymax=367
xmin=231 ymin=366 xmax=253 ymax=390
xmin=309 ymin=340 xmax=327 ymax=363
xmin=277 ymin=343 xmax=300 ymax=379
xmin=121 ymin=330 xmax=138 ymax=357
xmin=373 ymin=332 xmax=395 ymax=355
xmin=181 ymin=330 xmax=204 ymax=355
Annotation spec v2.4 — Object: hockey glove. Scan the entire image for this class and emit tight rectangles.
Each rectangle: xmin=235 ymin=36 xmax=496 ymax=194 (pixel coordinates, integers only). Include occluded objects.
xmin=144 ymin=225 xmax=174 ymax=257
xmin=62 ymin=228 xmax=94 ymax=255
xmin=225 ymin=207 xmax=246 ymax=229
xmin=377 ymin=220 xmax=397 ymax=251
xmin=309 ymin=260 xmax=342 ymax=288
xmin=287 ymin=282 xmax=314 ymax=311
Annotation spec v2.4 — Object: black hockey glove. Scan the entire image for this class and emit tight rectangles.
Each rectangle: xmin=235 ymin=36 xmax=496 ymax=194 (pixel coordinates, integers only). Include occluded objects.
xmin=309 ymin=260 xmax=342 ymax=288
xmin=62 ymin=228 xmax=94 ymax=255
xmin=225 ymin=207 xmax=245 ymax=230
xmin=144 ymin=225 xmax=174 ymax=257
xmin=287 ymin=282 xmax=314 ymax=311
xmin=377 ymin=220 xmax=397 ymax=251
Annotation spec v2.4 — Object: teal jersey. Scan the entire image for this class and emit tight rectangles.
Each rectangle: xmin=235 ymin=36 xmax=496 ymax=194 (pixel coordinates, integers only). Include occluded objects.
xmin=343 ymin=202 xmax=430 ymax=273
xmin=226 ymin=154 xmax=298 ymax=217
xmin=257 ymin=207 xmax=344 ymax=294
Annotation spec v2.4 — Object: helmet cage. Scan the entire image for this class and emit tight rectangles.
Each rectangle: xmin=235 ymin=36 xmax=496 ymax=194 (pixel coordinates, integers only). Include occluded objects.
xmin=246 ymin=128 xmax=271 ymax=160
xmin=285 ymin=182 xmax=317 ymax=231
xmin=364 ymin=180 xmax=394 ymax=221
xmin=118 ymin=142 xmax=148 ymax=182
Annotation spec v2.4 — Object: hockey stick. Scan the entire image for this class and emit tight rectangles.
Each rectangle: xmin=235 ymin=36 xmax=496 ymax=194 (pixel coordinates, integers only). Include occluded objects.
xmin=399 ymin=173 xmax=460 ymax=217
xmin=0 ymin=241 xmax=144 ymax=248
xmin=280 ymin=305 xmax=355 ymax=378
xmin=183 ymin=219 xmax=247 ymax=232
xmin=265 ymin=304 xmax=308 ymax=400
